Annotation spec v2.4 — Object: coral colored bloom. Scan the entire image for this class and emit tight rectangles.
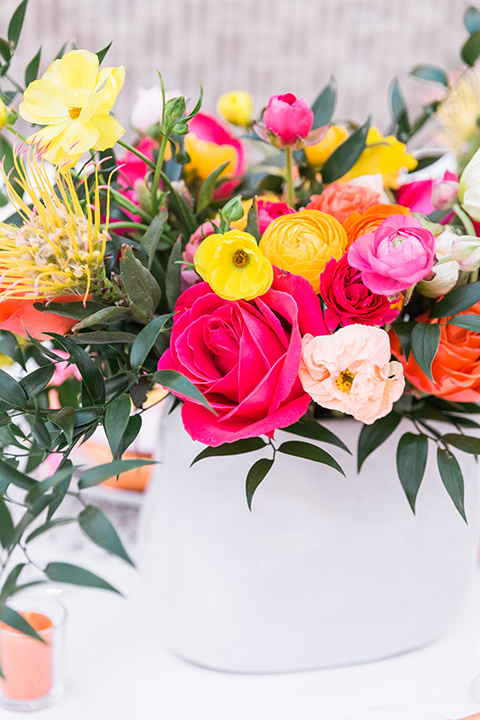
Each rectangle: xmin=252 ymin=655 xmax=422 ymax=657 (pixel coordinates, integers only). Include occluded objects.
xmin=306 ymin=181 xmax=382 ymax=224
xmin=194 ymin=229 xmax=273 ymax=301
xmin=300 ymin=325 xmax=405 ymax=425
xmin=396 ymin=171 xmax=458 ymax=215
xmin=19 ymin=50 xmax=125 ymax=166
xmin=304 ymin=125 xmax=348 ymax=167
xmin=157 ymin=273 xmax=326 ymax=446
xmin=342 ymin=127 xmax=417 ymax=189
xmin=0 ymin=297 xmax=80 ymax=340
xmin=259 ymin=210 xmax=348 ymax=292
xmin=263 ymin=93 xmax=314 ymax=147
xmin=390 ymin=303 xmax=480 ymax=402
xmin=343 ymin=204 xmax=411 ymax=247
xmin=348 ymin=215 xmax=436 ymax=296
xmin=231 ymin=196 xmax=296 ymax=235
xmin=217 ymin=90 xmax=254 ymax=127
xmin=320 ymin=254 xmax=399 ymax=330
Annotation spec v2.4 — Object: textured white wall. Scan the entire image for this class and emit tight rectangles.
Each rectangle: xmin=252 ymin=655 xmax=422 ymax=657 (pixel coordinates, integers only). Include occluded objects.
xmin=0 ymin=0 xmax=474 ymax=134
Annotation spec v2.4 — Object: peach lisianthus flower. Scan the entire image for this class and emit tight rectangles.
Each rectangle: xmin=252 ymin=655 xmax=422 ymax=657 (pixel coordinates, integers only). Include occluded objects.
xmin=299 ymin=325 xmax=405 ymax=425
xmin=306 ymin=181 xmax=382 ymax=224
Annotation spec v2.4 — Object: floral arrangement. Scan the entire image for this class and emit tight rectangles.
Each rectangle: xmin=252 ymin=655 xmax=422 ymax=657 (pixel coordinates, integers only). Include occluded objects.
xmin=1 ymin=0 xmax=480 ymax=652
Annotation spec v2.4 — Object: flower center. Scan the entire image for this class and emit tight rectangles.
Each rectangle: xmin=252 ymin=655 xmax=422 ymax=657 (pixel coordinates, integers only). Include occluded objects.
xmin=336 ymin=369 xmax=356 ymax=394
xmin=68 ymin=107 xmax=82 ymax=119
xmin=232 ymin=249 xmax=249 ymax=268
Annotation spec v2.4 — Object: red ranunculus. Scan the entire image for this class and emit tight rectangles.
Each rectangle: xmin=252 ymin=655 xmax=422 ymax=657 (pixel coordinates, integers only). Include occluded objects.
xmin=157 ymin=270 xmax=327 ymax=446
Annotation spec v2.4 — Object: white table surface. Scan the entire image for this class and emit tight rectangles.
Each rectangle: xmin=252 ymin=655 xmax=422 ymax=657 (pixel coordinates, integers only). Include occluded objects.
xmin=5 ymin=514 xmax=480 ymax=720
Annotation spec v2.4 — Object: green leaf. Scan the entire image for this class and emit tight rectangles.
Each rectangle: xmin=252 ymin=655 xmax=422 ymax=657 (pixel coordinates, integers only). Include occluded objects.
xmin=78 ymin=506 xmax=134 ymax=566
xmin=0 ymin=459 xmax=34 ymax=491
xmin=68 ymin=331 xmax=135 ymax=345
xmin=0 ymin=564 xmax=25 ymax=603
xmin=130 ymin=313 xmax=171 ymax=368
xmin=244 ymin=197 xmax=260 ymax=241
xmin=96 ymin=41 xmax=112 ymax=65
xmin=411 ymin=323 xmax=440 ymax=381
xmin=72 ymin=306 xmax=130 ymax=332
xmin=430 ymin=282 xmax=480 ymax=318
xmin=196 ymin=161 xmax=231 ymax=214
xmin=410 ymin=64 xmax=449 ymax=86
xmin=441 ymin=433 xmax=480 ymax=454
xmin=0 ymin=497 xmax=14 ymax=548
xmin=462 ymin=29 xmax=480 ymax=66
xmin=396 ymin=433 xmax=428 ymax=512
xmin=246 ymin=458 xmax=274 ymax=510
xmin=0 ymin=368 xmax=27 ymax=408
xmin=24 ymin=45 xmax=41 ymax=86
xmin=310 ymin=75 xmax=336 ymax=129
xmin=78 ymin=458 xmax=155 ymax=489
xmin=120 ymin=245 xmax=161 ymax=321
xmin=165 ymin=239 xmax=182 ymax=311
xmin=321 ymin=116 xmax=371 ymax=183
xmin=105 ymin=395 xmax=131 ymax=458
xmin=48 ymin=407 xmax=75 ymax=444
xmin=391 ymin=319 xmax=416 ymax=361
xmin=120 ymin=413 xmax=142 ymax=454
xmin=25 ymin=517 xmax=75 ymax=543
xmin=141 ymin=209 xmax=168 ymax=270
xmin=0 ymin=606 xmax=43 ymax=642
xmin=283 ymin=418 xmax=351 ymax=454
xmin=24 ymin=463 xmax=73 ymax=510
xmin=44 ymin=562 xmax=121 ymax=594
xmin=153 ymin=369 xmax=216 ymax=414
xmin=30 ymin=410 xmax=51 ymax=450
xmin=437 ymin=447 xmax=466 ymax=521
xmin=0 ymin=39 xmax=12 ymax=63
xmin=448 ymin=314 xmax=480 ymax=332
xmin=465 ymin=6 xmax=480 ymax=33
xmin=358 ymin=412 xmax=401 ymax=471
xmin=7 ymin=0 xmax=28 ymax=49
xmin=277 ymin=440 xmax=345 ymax=475
xmin=34 ymin=300 xmax=106 ymax=320
xmin=390 ymin=78 xmax=410 ymax=137
xmin=184 ymin=80 xmax=203 ymax=122
xmin=47 ymin=333 xmax=105 ymax=404
xmin=19 ymin=363 xmax=54 ymax=398
xmin=191 ymin=437 xmax=266 ymax=467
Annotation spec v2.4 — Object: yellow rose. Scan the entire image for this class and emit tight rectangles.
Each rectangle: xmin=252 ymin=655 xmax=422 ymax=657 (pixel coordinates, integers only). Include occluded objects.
xmin=259 ymin=210 xmax=347 ymax=292
xmin=342 ymin=127 xmax=417 ymax=189
xmin=194 ymin=229 xmax=273 ymax=301
xmin=217 ymin=90 xmax=254 ymax=127
xmin=304 ymin=125 xmax=348 ymax=167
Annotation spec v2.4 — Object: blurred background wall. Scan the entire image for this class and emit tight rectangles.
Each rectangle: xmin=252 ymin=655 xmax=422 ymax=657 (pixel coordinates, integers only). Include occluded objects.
xmin=1 ymin=0 xmax=474 ymax=135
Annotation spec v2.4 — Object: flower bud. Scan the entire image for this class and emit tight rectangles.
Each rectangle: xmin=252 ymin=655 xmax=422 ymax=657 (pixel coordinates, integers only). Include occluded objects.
xmin=221 ymin=195 xmax=244 ymax=222
xmin=217 ymin=90 xmax=254 ymax=127
xmin=459 ymin=147 xmax=480 ymax=221
xmin=417 ymin=260 xmax=459 ymax=298
xmin=451 ymin=235 xmax=480 ymax=271
xmin=263 ymin=93 xmax=313 ymax=148
xmin=0 ymin=100 xmax=7 ymax=131
xmin=431 ymin=179 xmax=459 ymax=210
xmin=165 ymin=96 xmax=186 ymax=121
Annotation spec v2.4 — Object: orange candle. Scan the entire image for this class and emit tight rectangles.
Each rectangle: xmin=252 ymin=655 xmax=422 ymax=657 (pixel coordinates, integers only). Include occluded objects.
xmin=0 ymin=612 xmax=53 ymax=701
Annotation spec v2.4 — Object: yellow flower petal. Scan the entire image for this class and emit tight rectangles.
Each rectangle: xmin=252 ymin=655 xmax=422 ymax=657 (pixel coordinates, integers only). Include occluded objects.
xmin=90 ymin=115 xmax=126 ymax=150
xmin=341 ymin=127 xmax=417 ymax=189
xmin=57 ymin=50 xmax=98 ymax=99
xmin=184 ymin=134 xmax=237 ymax=181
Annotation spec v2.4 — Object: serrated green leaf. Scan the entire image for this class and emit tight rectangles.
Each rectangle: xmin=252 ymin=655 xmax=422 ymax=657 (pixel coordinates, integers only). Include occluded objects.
xmin=24 ymin=45 xmax=41 ymax=86
xmin=396 ymin=433 xmax=428 ymax=512
xmin=72 ymin=306 xmax=130 ymax=331
xmin=0 ymin=606 xmax=43 ymax=642
xmin=78 ymin=458 xmax=155 ymax=489
xmin=78 ymin=506 xmax=134 ymax=566
xmin=277 ymin=440 xmax=345 ymax=475
xmin=437 ymin=447 xmax=466 ymax=521
xmin=410 ymin=64 xmax=449 ymax=86
xmin=7 ymin=0 xmax=28 ymax=48
xmin=0 ymin=497 xmax=14 ymax=548
xmin=462 ymin=28 xmax=480 ymax=66
xmin=441 ymin=433 xmax=480 ymax=454
xmin=130 ymin=313 xmax=171 ymax=368
xmin=44 ymin=562 xmax=121 ymax=594
xmin=141 ymin=209 xmax=168 ymax=270
xmin=411 ymin=323 xmax=440 ymax=381
xmin=246 ymin=457 xmax=274 ymax=510
xmin=430 ymin=282 xmax=480 ymax=318
xmin=448 ymin=314 xmax=480 ymax=332
xmin=196 ymin=161 xmax=231 ymax=214
xmin=283 ymin=418 xmax=351 ymax=454
xmin=191 ymin=437 xmax=266 ymax=467
xmin=105 ymin=395 xmax=131 ymax=458
xmin=321 ymin=116 xmax=371 ymax=183
xmin=19 ymin=363 xmax=54 ymax=398
xmin=358 ymin=413 xmax=401 ymax=471
xmin=165 ymin=239 xmax=182 ymax=310
xmin=153 ymin=369 xmax=216 ymax=414
xmin=96 ymin=41 xmax=112 ymax=65
xmin=47 ymin=333 xmax=105 ymax=404
xmin=310 ymin=75 xmax=337 ymax=129
xmin=0 ymin=368 xmax=27 ymax=408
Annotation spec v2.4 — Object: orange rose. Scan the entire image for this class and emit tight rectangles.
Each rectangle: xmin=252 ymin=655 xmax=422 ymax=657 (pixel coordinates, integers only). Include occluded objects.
xmin=343 ymin=203 xmax=412 ymax=247
xmin=306 ymin=182 xmax=381 ymax=224
xmin=259 ymin=209 xmax=348 ymax=292
xmin=390 ymin=302 xmax=480 ymax=402
xmin=0 ymin=297 xmax=80 ymax=340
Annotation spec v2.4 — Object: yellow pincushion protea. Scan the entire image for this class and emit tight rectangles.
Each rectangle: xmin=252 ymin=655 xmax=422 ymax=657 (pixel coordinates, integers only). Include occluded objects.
xmin=0 ymin=147 xmax=112 ymax=304
xmin=194 ymin=229 xmax=273 ymax=301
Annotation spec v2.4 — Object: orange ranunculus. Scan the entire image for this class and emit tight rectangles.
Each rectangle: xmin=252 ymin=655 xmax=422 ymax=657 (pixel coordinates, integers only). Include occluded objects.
xmin=258 ymin=209 xmax=347 ymax=292
xmin=390 ymin=302 xmax=480 ymax=402
xmin=306 ymin=182 xmax=382 ymax=224
xmin=343 ymin=203 xmax=412 ymax=247
xmin=0 ymin=297 xmax=80 ymax=340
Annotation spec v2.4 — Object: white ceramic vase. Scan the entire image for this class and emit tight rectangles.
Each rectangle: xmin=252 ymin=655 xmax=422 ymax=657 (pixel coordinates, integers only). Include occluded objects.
xmin=139 ymin=402 xmax=480 ymax=673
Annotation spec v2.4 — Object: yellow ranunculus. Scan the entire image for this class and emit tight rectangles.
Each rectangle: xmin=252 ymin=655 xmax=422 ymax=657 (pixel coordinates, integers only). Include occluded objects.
xmin=194 ymin=230 xmax=273 ymax=301
xmin=304 ymin=125 xmax=348 ymax=167
xmin=217 ymin=90 xmax=254 ymax=127
xmin=184 ymin=134 xmax=237 ymax=182
xmin=19 ymin=49 xmax=125 ymax=166
xmin=259 ymin=210 xmax=347 ymax=292
xmin=341 ymin=127 xmax=417 ymax=189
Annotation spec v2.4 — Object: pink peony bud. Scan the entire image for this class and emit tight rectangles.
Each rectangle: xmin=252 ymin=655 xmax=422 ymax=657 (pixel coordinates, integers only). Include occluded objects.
xmin=432 ymin=179 xmax=459 ymax=210
xmin=263 ymin=93 xmax=314 ymax=147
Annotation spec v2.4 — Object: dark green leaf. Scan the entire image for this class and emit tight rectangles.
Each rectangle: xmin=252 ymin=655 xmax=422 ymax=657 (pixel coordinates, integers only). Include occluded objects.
xmin=246 ymin=458 xmax=274 ymax=510
xmin=442 ymin=433 xmax=480 ymax=454
xmin=396 ymin=433 xmax=428 ymax=512
xmin=448 ymin=314 xmax=480 ymax=332
xmin=19 ymin=363 xmax=54 ymax=397
xmin=68 ymin=331 xmax=135 ymax=344
xmin=196 ymin=161 xmax=231 ymax=214
xmin=153 ymin=369 xmax=216 ymax=414
xmin=410 ymin=64 xmax=449 ymax=86
xmin=283 ymin=418 xmax=351 ymax=454
xmin=24 ymin=463 xmax=73 ymax=509
xmin=0 ymin=607 xmax=43 ymax=642
xmin=24 ymin=45 xmax=41 ymax=86
xmin=245 ymin=196 xmax=260 ymax=241
xmin=120 ymin=245 xmax=161 ymax=321
xmin=120 ymin=413 xmax=142 ymax=454
xmin=358 ymin=412 xmax=401 ymax=471
xmin=0 ymin=564 xmax=25 ymax=603
xmin=0 ymin=459 xmax=34 ymax=490
xmin=72 ymin=306 xmax=130 ymax=331
xmin=30 ymin=410 xmax=51 ymax=450
xmin=391 ymin=319 xmax=416 ymax=361
xmin=431 ymin=282 xmax=480 ymax=318
xmin=47 ymin=333 xmax=105 ymax=404
xmin=130 ymin=314 xmax=171 ymax=368
xmin=105 ymin=395 xmax=131 ymax=457
xmin=96 ymin=41 xmax=112 ymax=65
xmin=390 ymin=78 xmax=410 ymax=137
xmin=437 ymin=447 xmax=466 ymax=521
xmin=411 ymin=323 xmax=440 ymax=381
xmin=465 ymin=6 xmax=480 ymax=33
xmin=310 ymin=75 xmax=337 ymax=129
xmin=78 ymin=506 xmax=134 ymax=566
xmin=45 ymin=562 xmax=121 ymax=594
xmin=54 ymin=41 xmax=68 ymax=60
xmin=141 ymin=209 xmax=168 ymax=270
xmin=165 ymin=239 xmax=182 ymax=311
xmin=321 ymin=116 xmax=371 ymax=183
xmin=462 ymin=29 xmax=480 ymax=66
xmin=0 ymin=368 xmax=27 ymax=408
xmin=277 ymin=440 xmax=345 ymax=475
xmin=0 ymin=39 xmax=12 ymax=63
xmin=26 ymin=517 xmax=75 ymax=543
xmin=184 ymin=80 xmax=203 ymax=122
xmin=7 ymin=0 xmax=28 ymax=48
xmin=34 ymin=300 xmax=106 ymax=320
xmin=0 ymin=497 xmax=14 ymax=548
xmin=78 ymin=458 xmax=155 ymax=489
xmin=191 ymin=437 xmax=266 ymax=467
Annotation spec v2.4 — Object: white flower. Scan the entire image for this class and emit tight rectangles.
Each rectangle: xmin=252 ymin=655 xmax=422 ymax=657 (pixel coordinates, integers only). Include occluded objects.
xmin=434 ymin=228 xmax=458 ymax=258
xmin=131 ymin=86 xmax=183 ymax=134
xmin=459 ymin=147 xmax=480 ymax=221
xmin=417 ymin=260 xmax=459 ymax=298
xmin=451 ymin=235 xmax=480 ymax=271
xmin=346 ymin=174 xmax=390 ymax=203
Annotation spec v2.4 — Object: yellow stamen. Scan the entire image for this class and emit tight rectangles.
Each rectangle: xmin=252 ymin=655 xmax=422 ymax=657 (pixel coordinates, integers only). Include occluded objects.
xmin=68 ymin=107 xmax=82 ymax=120
xmin=336 ymin=370 xmax=357 ymax=394
xmin=232 ymin=249 xmax=249 ymax=268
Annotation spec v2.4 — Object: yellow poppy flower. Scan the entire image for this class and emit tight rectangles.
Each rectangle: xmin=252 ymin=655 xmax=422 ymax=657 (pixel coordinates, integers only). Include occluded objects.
xmin=194 ymin=230 xmax=273 ymax=301
xmin=184 ymin=134 xmax=238 ymax=182
xmin=341 ymin=127 xmax=417 ymax=189
xmin=19 ymin=49 xmax=125 ymax=166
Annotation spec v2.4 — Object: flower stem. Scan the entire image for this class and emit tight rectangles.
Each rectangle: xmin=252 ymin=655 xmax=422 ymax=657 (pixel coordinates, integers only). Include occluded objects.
xmin=285 ymin=145 xmax=295 ymax=207
xmin=117 ymin=139 xmax=156 ymax=170
xmin=151 ymin=131 xmax=170 ymax=215
xmin=104 ymin=221 xmax=149 ymax=232
xmin=453 ymin=202 xmax=476 ymax=236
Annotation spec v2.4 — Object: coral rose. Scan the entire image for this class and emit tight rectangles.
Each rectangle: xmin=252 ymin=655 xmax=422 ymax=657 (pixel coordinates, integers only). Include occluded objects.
xmin=343 ymin=204 xmax=411 ymax=247
xmin=157 ymin=272 xmax=327 ymax=446
xmin=306 ymin=181 xmax=382 ymax=224
xmin=390 ymin=303 xmax=480 ymax=402
xmin=259 ymin=209 xmax=348 ymax=292
xmin=0 ymin=297 xmax=80 ymax=340
xmin=299 ymin=325 xmax=405 ymax=425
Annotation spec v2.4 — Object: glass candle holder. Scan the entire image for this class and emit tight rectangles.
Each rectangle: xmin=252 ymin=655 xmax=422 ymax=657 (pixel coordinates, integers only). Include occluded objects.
xmin=0 ymin=595 xmax=66 ymax=712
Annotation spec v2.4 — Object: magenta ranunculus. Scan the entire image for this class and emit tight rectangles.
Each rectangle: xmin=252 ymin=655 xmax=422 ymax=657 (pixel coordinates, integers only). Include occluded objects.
xmin=396 ymin=170 xmax=458 ymax=215
xmin=263 ymin=93 xmax=314 ymax=147
xmin=320 ymin=254 xmax=400 ymax=331
xmin=157 ymin=270 xmax=327 ymax=446
xmin=257 ymin=199 xmax=296 ymax=234
xmin=347 ymin=215 xmax=436 ymax=296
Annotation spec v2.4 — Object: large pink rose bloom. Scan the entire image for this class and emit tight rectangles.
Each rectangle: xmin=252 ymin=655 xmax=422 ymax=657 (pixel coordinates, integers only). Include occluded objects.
xmin=347 ymin=215 xmax=436 ymax=296
xmin=158 ymin=270 xmax=327 ymax=446
xmin=263 ymin=93 xmax=314 ymax=147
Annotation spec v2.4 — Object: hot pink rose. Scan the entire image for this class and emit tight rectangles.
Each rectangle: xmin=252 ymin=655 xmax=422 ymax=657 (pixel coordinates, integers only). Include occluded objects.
xmin=396 ymin=170 xmax=458 ymax=215
xmin=263 ymin=93 xmax=314 ymax=147
xmin=347 ymin=215 xmax=436 ymax=296
xmin=157 ymin=270 xmax=327 ymax=446
xmin=257 ymin=199 xmax=296 ymax=234
xmin=320 ymin=254 xmax=399 ymax=331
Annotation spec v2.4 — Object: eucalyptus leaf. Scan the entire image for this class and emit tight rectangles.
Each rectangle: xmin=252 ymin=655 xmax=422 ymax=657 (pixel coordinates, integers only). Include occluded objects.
xmin=72 ymin=306 xmax=130 ymax=331
xmin=0 ymin=497 xmax=14 ymax=548
xmin=130 ymin=313 xmax=172 ymax=368
xmin=442 ymin=433 xmax=480 ymax=454
xmin=283 ymin=418 xmax=351 ymax=454
xmin=437 ymin=447 xmax=466 ymax=521
xmin=165 ymin=239 xmax=182 ymax=310
xmin=19 ymin=364 xmax=54 ymax=398
xmin=277 ymin=440 xmax=345 ymax=475
xmin=358 ymin=413 xmax=401 ymax=471
xmin=105 ymin=395 xmax=131 ymax=458
xmin=0 ymin=368 xmax=27 ymax=408
xmin=191 ymin=437 xmax=266 ymax=467
xmin=78 ymin=458 xmax=155 ymax=489
xmin=246 ymin=458 xmax=274 ymax=511
xmin=465 ymin=6 xmax=480 ymax=34
xmin=7 ymin=0 xmax=28 ymax=49
xmin=321 ymin=116 xmax=371 ymax=183
xmin=45 ymin=562 xmax=121 ymax=594
xmin=153 ymin=369 xmax=216 ymax=414
xmin=78 ymin=506 xmax=134 ymax=566
xmin=310 ymin=76 xmax=337 ymax=129
xmin=430 ymin=282 xmax=480 ymax=318
xmin=448 ymin=314 xmax=480 ymax=332
xmin=0 ymin=459 xmax=35 ymax=491
xmin=462 ymin=29 xmax=480 ymax=66
xmin=0 ymin=606 xmax=43 ymax=642
xmin=48 ymin=333 xmax=105 ymax=404
xmin=396 ymin=433 xmax=428 ymax=512
xmin=410 ymin=323 xmax=440 ymax=381
xmin=24 ymin=45 xmax=41 ymax=86
xmin=410 ymin=64 xmax=449 ymax=86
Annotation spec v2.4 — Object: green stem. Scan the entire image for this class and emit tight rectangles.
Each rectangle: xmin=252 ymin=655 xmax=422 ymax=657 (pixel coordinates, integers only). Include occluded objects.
xmin=103 ymin=187 xmax=152 ymax=223
xmin=117 ymin=139 xmax=156 ymax=171
xmin=453 ymin=202 xmax=476 ymax=237
xmin=285 ymin=145 xmax=295 ymax=208
xmin=5 ymin=73 xmax=24 ymax=94
xmin=151 ymin=131 xmax=170 ymax=215
xmin=6 ymin=125 xmax=26 ymax=143
xmin=103 ymin=221 xmax=149 ymax=232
